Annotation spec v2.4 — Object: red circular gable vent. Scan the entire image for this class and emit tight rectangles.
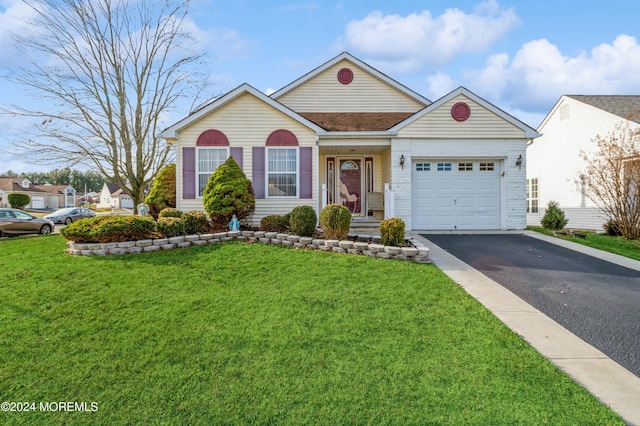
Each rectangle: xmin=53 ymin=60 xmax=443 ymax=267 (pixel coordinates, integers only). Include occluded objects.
xmin=337 ymin=68 xmax=354 ymax=85
xmin=451 ymin=102 xmax=471 ymax=122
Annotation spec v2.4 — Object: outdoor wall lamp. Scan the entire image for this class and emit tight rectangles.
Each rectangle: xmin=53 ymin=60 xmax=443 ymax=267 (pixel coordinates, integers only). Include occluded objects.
xmin=515 ymin=154 xmax=523 ymax=169
xmin=400 ymin=154 xmax=405 ymax=169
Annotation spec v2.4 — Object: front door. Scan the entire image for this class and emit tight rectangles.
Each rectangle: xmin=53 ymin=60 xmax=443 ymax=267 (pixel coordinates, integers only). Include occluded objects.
xmin=339 ymin=159 xmax=362 ymax=215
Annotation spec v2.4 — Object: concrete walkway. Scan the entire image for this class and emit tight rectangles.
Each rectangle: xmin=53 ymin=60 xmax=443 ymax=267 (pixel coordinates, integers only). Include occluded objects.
xmin=410 ymin=230 xmax=640 ymax=426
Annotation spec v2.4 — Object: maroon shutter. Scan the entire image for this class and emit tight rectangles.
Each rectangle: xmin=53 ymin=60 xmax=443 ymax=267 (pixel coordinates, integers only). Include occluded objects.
xmin=299 ymin=147 xmax=312 ymax=199
xmin=183 ymin=147 xmax=196 ymax=199
xmin=252 ymin=147 xmax=265 ymax=199
xmin=230 ymin=147 xmax=243 ymax=169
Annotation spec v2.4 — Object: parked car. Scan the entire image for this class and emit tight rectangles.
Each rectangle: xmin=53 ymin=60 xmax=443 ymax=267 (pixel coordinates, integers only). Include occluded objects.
xmin=44 ymin=207 xmax=96 ymax=225
xmin=0 ymin=208 xmax=55 ymax=237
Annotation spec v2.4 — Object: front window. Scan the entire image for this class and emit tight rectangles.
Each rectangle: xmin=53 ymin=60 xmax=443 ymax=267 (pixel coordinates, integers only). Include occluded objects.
xmin=197 ymin=148 xmax=228 ymax=197
xmin=267 ymin=148 xmax=297 ymax=197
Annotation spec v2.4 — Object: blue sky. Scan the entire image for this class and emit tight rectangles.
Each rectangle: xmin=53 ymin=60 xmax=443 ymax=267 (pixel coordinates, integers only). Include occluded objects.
xmin=1 ymin=0 xmax=640 ymax=173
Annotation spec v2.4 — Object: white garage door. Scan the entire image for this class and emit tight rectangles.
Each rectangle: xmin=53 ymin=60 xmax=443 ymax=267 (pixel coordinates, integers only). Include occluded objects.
xmin=31 ymin=196 xmax=46 ymax=209
xmin=412 ymin=160 xmax=501 ymax=230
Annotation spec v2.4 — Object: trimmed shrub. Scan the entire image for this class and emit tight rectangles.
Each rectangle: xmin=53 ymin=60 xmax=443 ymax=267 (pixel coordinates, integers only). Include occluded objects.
xmin=203 ymin=157 xmax=255 ymax=228
xmin=260 ymin=214 xmax=290 ymax=233
xmin=289 ymin=205 xmax=317 ymax=237
xmin=8 ymin=193 xmax=30 ymax=209
xmin=157 ymin=217 xmax=185 ymax=238
xmin=319 ymin=204 xmax=351 ymax=240
xmin=603 ymin=219 xmax=624 ymax=236
xmin=182 ymin=210 xmax=209 ymax=235
xmin=158 ymin=207 xmax=183 ymax=219
xmin=541 ymin=200 xmax=569 ymax=231
xmin=144 ymin=163 xmax=176 ymax=219
xmin=60 ymin=215 xmax=156 ymax=243
xmin=380 ymin=217 xmax=406 ymax=247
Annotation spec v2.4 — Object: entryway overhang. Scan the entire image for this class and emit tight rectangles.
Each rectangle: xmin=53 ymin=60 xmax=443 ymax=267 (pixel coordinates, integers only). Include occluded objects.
xmin=317 ymin=131 xmax=393 ymax=155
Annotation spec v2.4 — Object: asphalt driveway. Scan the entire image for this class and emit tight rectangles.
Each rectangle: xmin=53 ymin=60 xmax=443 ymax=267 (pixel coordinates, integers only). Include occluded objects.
xmin=422 ymin=233 xmax=640 ymax=379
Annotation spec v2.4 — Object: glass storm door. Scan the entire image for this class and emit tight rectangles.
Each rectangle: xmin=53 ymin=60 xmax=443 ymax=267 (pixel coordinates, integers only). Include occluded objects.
xmin=339 ymin=159 xmax=362 ymax=215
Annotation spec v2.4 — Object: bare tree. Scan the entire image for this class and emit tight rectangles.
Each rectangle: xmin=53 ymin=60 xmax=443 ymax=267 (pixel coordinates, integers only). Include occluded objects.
xmin=578 ymin=117 xmax=640 ymax=239
xmin=4 ymin=0 xmax=206 ymax=213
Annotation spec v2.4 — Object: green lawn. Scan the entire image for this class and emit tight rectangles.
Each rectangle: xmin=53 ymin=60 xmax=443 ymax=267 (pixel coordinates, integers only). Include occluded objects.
xmin=0 ymin=236 xmax=624 ymax=425
xmin=528 ymin=226 xmax=640 ymax=261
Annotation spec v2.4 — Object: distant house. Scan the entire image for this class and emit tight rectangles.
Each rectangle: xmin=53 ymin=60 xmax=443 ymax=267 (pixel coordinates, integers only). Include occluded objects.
xmin=97 ymin=182 xmax=134 ymax=209
xmin=161 ymin=52 xmax=539 ymax=231
xmin=0 ymin=177 xmax=75 ymax=209
xmin=32 ymin=184 xmax=76 ymax=209
xmin=527 ymin=95 xmax=640 ymax=230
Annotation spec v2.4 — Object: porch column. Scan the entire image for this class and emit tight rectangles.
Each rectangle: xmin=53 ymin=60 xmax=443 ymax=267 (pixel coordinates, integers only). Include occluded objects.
xmin=384 ymin=183 xmax=395 ymax=219
xmin=321 ymin=183 xmax=327 ymax=209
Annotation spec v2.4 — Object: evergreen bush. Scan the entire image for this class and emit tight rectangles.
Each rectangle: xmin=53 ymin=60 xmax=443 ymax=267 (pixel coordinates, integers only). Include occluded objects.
xmin=202 ymin=157 xmax=255 ymax=228
xmin=380 ymin=217 xmax=406 ymax=246
xmin=289 ymin=205 xmax=317 ymax=237
xmin=157 ymin=217 xmax=185 ymax=238
xmin=182 ymin=210 xmax=209 ymax=235
xmin=144 ymin=163 xmax=176 ymax=219
xmin=319 ymin=204 xmax=351 ymax=240
xmin=8 ymin=193 xmax=30 ymax=209
xmin=158 ymin=207 xmax=183 ymax=218
xmin=60 ymin=215 xmax=156 ymax=243
xmin=541 ymin=201 xmax=569 ymax=231
xmin=260 ymin=214 xmax=290 ymax=233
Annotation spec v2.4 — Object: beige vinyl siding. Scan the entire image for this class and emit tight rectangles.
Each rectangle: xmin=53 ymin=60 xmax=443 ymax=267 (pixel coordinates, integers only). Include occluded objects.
xmin=398 ymin=94 xmax=526 ymax=139
xmin=175 ymin=92 xmax=317 ymax=223
xmin=276 ymin=60 xmax=425 ymax=113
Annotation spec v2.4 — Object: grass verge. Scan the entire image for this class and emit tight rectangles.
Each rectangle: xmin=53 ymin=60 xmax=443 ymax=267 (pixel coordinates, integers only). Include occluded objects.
xmin=528 ymin=226 xmax=640 ymax=261
xmin=0 ymin=235 xmax=624 ymax=425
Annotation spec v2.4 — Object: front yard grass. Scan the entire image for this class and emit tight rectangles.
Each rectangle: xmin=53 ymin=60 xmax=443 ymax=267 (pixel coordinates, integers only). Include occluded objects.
xmin=0 ymin=236 xmax=624 ymax=425
xmin=528 ymin=225 xmax=640 ymax=261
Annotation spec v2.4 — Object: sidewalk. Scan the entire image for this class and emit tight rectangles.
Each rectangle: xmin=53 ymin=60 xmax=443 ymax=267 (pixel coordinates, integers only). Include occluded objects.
xmin=411 ymin=230 xmax=640 ymax=426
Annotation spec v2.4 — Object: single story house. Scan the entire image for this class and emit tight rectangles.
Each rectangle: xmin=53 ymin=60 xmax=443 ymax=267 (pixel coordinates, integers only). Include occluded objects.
xmin=527 ymin=95 xmax=640 ymax=230
xmin=0 ymin=178 xmax=75 ymax=209
xmin=161 ymin=52 xmax=539 ymax=231
xmin=96 ymin=182 xmax=134 ymax=209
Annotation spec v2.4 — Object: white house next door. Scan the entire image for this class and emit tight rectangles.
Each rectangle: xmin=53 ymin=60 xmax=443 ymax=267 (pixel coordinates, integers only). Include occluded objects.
xmin=411 ymin=160 xmax=501 ymax=230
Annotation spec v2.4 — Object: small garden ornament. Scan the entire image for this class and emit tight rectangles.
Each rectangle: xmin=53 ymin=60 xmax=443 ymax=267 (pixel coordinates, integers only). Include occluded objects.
xmin=229 ymin=214 xmax=240 ymax=231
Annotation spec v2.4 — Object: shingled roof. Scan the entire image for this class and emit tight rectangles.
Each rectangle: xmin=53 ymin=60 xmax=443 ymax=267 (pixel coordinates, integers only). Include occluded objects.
xmin=297 ymin=112 xmax=415 ymax=132
xmin=567 ymin=95 xmax=640 ymax=124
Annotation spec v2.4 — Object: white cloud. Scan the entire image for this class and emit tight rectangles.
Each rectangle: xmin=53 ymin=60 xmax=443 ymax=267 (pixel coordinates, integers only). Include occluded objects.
xmin=465 ymin=34 xmax=640 ymax=112
xmin=338 ymin=0 xmax=520 ymax=73
xmin=0 ymin=0 xmax=43 ymax=65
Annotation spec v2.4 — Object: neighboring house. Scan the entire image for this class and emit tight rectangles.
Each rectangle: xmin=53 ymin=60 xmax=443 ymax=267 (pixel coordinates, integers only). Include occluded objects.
xmin=32 ymin=184 xmax=76 ymax=209
xmin=161 ymin=52 xmax=539 ymax=231
xmin=97 ymin=182 xmax=134 ymax=209
xmin=527 ymin=95 xmax=640 ymax=230
xmin=0 ymin=178 xmax=76 ymax=209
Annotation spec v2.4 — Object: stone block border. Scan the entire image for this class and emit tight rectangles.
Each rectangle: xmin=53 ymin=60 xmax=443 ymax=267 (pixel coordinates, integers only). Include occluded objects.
xmin=65 ymin=231 xmax=430 ymax=263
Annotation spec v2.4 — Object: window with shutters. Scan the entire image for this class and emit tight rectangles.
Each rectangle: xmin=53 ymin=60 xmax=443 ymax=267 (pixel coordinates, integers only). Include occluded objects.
xmin=267 ymin=148 xmax=298 ymax=197
xmin=197 ymin=148 xmax=228 ymax=197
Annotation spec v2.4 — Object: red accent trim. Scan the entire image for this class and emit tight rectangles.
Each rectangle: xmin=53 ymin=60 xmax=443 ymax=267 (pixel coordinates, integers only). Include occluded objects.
xmin=337 ymin=68 xmax=354 ymax=85
xmin=266 ymin=129 xmax=298 ymax=146
xmin=451 ymin=102 xmax=471 ymax=122
xmin=197 ymin=129 xmax=229 ymax=146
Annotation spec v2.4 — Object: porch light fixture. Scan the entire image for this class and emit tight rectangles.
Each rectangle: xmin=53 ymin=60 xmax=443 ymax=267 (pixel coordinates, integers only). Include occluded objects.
xmin=400 ymin=154 xmax=405 ymax=169
xmin=515 ymin=154 xmax=523 ymax=169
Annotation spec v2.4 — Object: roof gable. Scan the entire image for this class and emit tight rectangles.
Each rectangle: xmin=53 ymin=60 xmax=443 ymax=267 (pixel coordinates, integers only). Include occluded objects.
xmin=567 ymin=95 xmax=640 ymax=124
xmin=391 ymin=87 xmax=540 ymax=139
xmin=161 ymin=84 xmax=324 ymax=140
xmin=271 ymin=52 xmax=431 ymax=112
